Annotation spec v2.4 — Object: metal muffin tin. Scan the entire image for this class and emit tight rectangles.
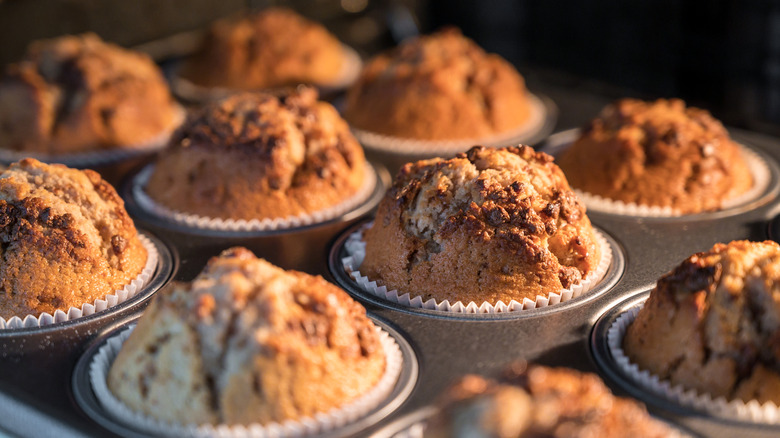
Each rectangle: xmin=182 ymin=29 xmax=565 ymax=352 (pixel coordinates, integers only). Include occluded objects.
xmin=1 ymin=128 xmax=780 ymax=437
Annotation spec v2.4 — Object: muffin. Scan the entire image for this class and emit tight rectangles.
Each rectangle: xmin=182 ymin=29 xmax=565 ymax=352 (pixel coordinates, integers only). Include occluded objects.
xmin=343 ymin=28 xmax=533 ymax=141
xmin=424 ymin=364 xmax=674 ymax=437
xmin=0 ymin=33 xmax=180 ymax=154
xmin=361 ymin=145 xmax=602 ymax=305
xmin=0 ymin=158 xmax=148 ymax=319
xmin=181 ymin=8 xmax=348 ymax=90
xmin=108 ymin=247 xmax=387 ymax=426
xmin=624 ymin=240 xmax=780 ymax=404
xmin=145 ymin=87 xmax=368 ymax=220
xmin=557 ymin=98 xmax=753 ymax=214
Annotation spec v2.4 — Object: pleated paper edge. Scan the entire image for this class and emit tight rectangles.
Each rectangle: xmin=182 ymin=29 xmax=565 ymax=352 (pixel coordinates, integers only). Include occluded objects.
xmin=341 ymin=223 xmax=612 ymax=314
xmin=132 ymin=162 xmax=377 ymax=232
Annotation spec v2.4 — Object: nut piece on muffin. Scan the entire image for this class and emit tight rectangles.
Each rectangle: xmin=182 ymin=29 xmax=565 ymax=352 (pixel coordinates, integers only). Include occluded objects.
xmin=0 ymin=158 xmax=147 ymax=319
xmin=557 ymin=98 xmax=753 ymax=214
xmin=181 ymin=8 xmax=348 ymax=90
xmin=361 ymin=145 xmax=601 ymax=305
xmin=0 ymin=33 xmax=180 ymax=154
xmin=108 ymin=247 xmax=386 ymax=425
xmin=424 ymin=364 xmax=673 ymax=437
xmin=624 ymin=240 xmax=780 ymax=404
xmin=145 ymin=87 xmax=367 ymax=220
xmin=343 ymin=28 xmax=532 ymax=141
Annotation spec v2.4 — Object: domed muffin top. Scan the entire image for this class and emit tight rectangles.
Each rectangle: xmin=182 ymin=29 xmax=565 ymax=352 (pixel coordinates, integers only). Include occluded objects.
xmin=344 ymin=28 xmax=532 ymax=141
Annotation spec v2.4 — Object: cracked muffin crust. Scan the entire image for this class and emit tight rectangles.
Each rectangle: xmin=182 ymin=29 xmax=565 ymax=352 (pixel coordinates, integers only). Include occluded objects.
xmin=0 ymin=158 xmax=147 ymax=318
xmin=343 ymin=28 xmax=532 ymax=141
xmin=108 ymin=247 xmax=386 ymax=425
xmin=624 ymin=240 xmax=780 ymax=404
xmin=361 ymin=145 xmax=601 ymax=305
xmin=145 ymin=87 xmax=367 ymax=220
xmin=557 ymin=98 xmax=753 ymax=214
xmin=0 ymin=33 xmax=180 ymax=154
xmin=424 ymin=364 xmax=673 ymax=437
xmin=181 ymin=8 xmax=346 ymax=90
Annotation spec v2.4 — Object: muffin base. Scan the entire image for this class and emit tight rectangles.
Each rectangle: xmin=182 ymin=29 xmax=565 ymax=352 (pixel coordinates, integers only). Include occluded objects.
xmin=88 ymin=321 xmax=405 ymax=437
xmin=0 ymin=105 xmax=185 ymax=168
xmin=171 ymin=44 xmax=363 ymax=103
xmin=0 ymin=234 xmax=159 ymax=329
xmin=133 ymin=162 xmax=377 ymax=232
xmin=606 ymin=302 xmax=780 ymax=424
xmin=350 ymin=93 xmax=549 ymax=158
xmin=341 ymin=223 xmax=613 ymax=314
xmin=545 ymin=129 xmax=773 ymax=217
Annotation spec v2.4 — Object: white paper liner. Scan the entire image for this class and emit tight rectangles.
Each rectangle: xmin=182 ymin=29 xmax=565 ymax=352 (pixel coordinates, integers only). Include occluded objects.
xmin=133 ymin=162 xmax=377 ymax=232
xmin=341 ymin=223 xmax=612 ymax=314
xmin=172 ymin=44 xmax=363 ymax=103
xmin=571 ymin=144 xmax=771 ymax=217
xmin=350 ymin=93 xmax=548 ymax=157
xmin=89 ymin=323 xmax=404 ymax=438
xmin=0 ymin=235 xmax=159 ymax=330
xmin=0 ymin=106 xmax=186 ymax=168
xmin=608 ymin=305 xmax=780 ymax=424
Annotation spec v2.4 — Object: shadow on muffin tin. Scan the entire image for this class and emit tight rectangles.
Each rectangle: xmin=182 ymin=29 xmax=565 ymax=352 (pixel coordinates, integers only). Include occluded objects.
xmin=71 ymin=314 xmax=419 ymax=438
xmin=541 ymin=129 xmax=780 ymax=222
xmin=327 ymin=218 xmax=626 ymax=320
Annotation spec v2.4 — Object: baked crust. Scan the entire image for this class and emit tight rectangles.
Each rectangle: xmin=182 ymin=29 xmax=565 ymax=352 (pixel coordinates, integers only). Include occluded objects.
xmin=146 ymin=87 xmax=367 ymax=220
xmin=108 ymin=247 xmax=386 ymax=425
xmin=0 ymin=33 xmax=179 ymax=154
xmin=182 ymin=8 xmax=345 ymax=89
xmin=0 ymin=158 xmax=147 ymax=318
xmin=624 ymin=240 xmax=780 ymax=404
xmin=361 ymin=145 xmax=600 ymax=304
xmin=424 ymin=365 xmax=673 ymax=437
xmin=343 ymin=28 xmax=532 ymax=141
xmin=557 ymin=98 xmax=753 ymax=214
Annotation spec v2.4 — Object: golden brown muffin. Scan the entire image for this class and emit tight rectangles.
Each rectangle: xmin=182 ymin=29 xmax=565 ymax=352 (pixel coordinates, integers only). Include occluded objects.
xmin=108 ymin=247 xmax=386 ymax=425
xmin=361 ymin=145 xmax=601 ymax=305
xmin=0 ymin=158 xmax=147 ymax=319
xmin=425 ymin=365 xmax=674 ymax=438
xmin=557 ymin=98 xmax=753 ymax=214
xmin=0 ymin=33 xmax=180 ymax=154
xmin=181 ymin=8 xmax=346 ymax=90
xmin=147 ymin=88 xmax=366 ymax=220
xmin=624 ymin=240 xmax=780 ymax=404
xmin=146 ymin=87 xmax=366 ymax=220
xmin=343 ymin=28 xmax=532 ymax=141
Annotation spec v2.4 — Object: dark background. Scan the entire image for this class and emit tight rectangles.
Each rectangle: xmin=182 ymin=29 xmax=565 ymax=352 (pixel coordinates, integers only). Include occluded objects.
xmin=1 ymin=0 xmax=778 ymax=135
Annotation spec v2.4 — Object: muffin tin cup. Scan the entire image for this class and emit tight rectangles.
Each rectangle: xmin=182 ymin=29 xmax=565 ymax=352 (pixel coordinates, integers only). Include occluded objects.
xmin=329 ymin=219 xmax=622 ymax=318
xmin=542 ymin=129 xmax=780 ymax=219
xmin=72 ymin=315 xmax=418 ymax=438
xmin=592 ymin=291 xmax=780 ymax=425
xmin=171 ymin=44 xmax=363 ymax=104
xmin=0 ymin=232 xmax=161 ymax=330
xmin=131 ymin=162 xmax=378 ymax=233
xmin=350 ymin=93 xmax=558 ymax=174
